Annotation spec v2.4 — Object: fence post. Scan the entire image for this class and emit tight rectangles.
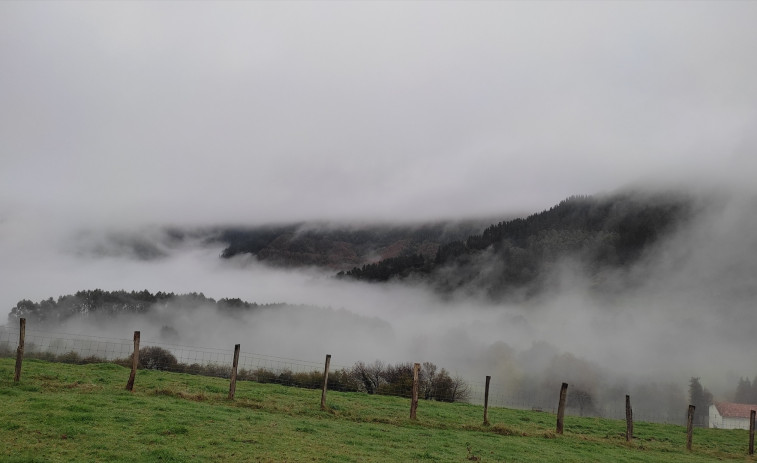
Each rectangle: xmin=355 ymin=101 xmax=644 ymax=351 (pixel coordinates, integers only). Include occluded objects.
xmin=125 ymin=331 xmax=140 ymax=391
xmin=686 ymin=404 xmax=695 ymax=451
xmin=749 ymin=409 xmax=755 ymax=456
xmin=483 ymin=375 xmax=491 ymax=426
xmin=625 ymin=395 xmax=633 ymax=442
xmin=13 ymin=318 xmax=26 ymax=382
xmin=320 ymin=354 xmax=331 ymax=411
xmin=228 ymin=344 xmax=241 ymax=400
xmin=410 ymin=362 xmax=420 ymax=420
xmin=556 ymin=382 xmax=568 ymax=434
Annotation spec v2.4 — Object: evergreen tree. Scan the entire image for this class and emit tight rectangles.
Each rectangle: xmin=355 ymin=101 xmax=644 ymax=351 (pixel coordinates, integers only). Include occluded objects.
xmin=689 ymin=377 xmax=713 ymax=426
xmin=735 ymin=377 xmax=753 ymax=403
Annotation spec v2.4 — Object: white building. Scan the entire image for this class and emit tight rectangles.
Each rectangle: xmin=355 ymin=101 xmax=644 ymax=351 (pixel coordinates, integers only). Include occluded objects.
xmin=709 ymin=402 xmax=757 ymax=430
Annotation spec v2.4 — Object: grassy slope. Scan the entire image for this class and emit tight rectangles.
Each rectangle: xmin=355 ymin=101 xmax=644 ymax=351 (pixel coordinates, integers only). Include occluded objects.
xmin=0 ymin=358 xmax=754 ymax=463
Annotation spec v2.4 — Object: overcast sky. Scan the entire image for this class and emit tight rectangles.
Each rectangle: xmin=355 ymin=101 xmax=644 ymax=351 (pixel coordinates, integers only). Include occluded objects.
xmin=2 ymin=1 xmax=756 ymax=227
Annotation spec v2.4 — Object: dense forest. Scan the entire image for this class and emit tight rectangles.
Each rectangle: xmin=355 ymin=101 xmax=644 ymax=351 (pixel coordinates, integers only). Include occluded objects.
xmin=212 ymin=190 xmax=696 ymax=300
xmin=338 ymin=191 xmax=695 ymax=299
xmin=215 ymin=220 xmax=492 ymax=269
xmin=8 ymin=289 xmax=282 ymax=326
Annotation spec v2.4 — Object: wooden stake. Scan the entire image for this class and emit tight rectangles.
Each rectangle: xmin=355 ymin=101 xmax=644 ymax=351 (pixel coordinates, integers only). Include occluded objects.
xmin=13 ymin=318 xmax=25 ymax=383
xmin=483 ymin=375 xmax=491 ymax=426
xmin=556 ymin=382 xmax=568 ymax=434
xmin=410 ymin=362 xmax=420 ymax=420
xmin=228 ymin=344 xmax=240 ymax=400
xmin=749 ymin=409 xmax=755 ymax=456
xmin=625 ymin=395 xmax=633 ymax=442
xmin=320 ymin=354 xmax=331 ymax=411
xmin=125 ymin=331 xmax=140 ymax=391
xmin=686 ymin=404 xmax=695 ymax=451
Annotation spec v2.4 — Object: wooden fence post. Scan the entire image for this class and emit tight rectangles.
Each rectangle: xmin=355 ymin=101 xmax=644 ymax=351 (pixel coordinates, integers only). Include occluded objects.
xmin=686 ymin=404 xmax=695 ymax=451
xmin=625 ymin=395 xmax=633 ymax=442
xmin=320 ymin=354 xmax=331 ymax=411
xmin=13 ymin=318 xmax=25 ymax=382
xmin=556 ymin=382 xmax=568 ymax=434
xmin=410 ymin=362 xmax=420 ymax=420
xmin=125 ymin=331 xmax=140 ymax=391
xmin=228 ymin=344 xmax=240 ymax=400
xmin=483 ymin=376 xmax=491 ymax=426
xmin=749 ymin=409 xmax=755 ymax=456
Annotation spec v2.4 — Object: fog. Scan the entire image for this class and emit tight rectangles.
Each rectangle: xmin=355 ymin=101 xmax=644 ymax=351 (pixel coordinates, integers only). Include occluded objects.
xmin=2 ymin=1 xmax=757 ymax=420
xmin=2 ymin=2 xmax=756 ymax=224
xmin=2 ymin=187 xmax=757 ymax=420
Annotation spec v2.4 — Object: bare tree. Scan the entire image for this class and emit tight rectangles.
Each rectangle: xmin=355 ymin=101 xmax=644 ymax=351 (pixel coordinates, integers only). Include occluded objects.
xmin=449 ymin=374 xmax=471 ymax=403
xmin=421 ymin=362 xmax=437 ymax=400
xmin=351 ymin=360 xmax=385 ymax=394
xmin=568 ymin=387 xmax=596 ymax=416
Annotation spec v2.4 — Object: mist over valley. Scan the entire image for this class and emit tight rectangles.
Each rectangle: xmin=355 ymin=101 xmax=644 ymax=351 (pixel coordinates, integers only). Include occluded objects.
xmin=4 ymin=188 xmax=756 ymax=423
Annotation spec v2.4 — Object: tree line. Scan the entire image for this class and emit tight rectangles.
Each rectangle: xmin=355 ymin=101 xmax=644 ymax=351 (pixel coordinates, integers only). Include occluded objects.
xmin=733 ymin=377 xmax=757 ymax=404
xmin=7 ymin=289 xmax=283 ymax=325
xmin=134 ymin=347 xmax=472 ymax=402
xmin=0 ymin=342 xmax=469 ymax=403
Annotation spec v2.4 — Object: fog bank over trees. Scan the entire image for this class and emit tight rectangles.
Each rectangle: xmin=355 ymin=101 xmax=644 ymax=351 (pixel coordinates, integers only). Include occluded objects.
xmin=2 ymin=187 xmax=756 ymax=421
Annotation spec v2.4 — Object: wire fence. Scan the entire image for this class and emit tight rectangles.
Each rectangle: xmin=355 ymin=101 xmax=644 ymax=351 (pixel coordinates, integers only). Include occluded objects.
xmin=0 ymin=324 xmax=338 ymax=381
xmin=0 ymin=324 xmax=683 ymax=425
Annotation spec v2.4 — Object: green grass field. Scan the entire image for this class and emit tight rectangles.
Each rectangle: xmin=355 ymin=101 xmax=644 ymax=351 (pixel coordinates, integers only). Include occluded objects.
xmin=1 ymin=358 xmax=754 ymax=462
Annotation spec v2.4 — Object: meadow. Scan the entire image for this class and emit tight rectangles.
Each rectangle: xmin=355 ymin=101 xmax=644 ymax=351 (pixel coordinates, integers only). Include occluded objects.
xmin=1 ymin=358 xmax=754 ymax=462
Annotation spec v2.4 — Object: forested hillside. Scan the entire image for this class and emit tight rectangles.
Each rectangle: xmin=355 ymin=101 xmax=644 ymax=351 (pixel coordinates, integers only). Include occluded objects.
xmin=215 ymin=220 xmax=491 ymax=269
xmin=205 ymin=190 xmax=697 ymax=299
xmin=339 ymin=191 xmax=695 ymax=298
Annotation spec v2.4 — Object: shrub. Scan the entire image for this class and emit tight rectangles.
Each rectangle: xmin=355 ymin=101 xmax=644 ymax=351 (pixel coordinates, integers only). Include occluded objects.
xmin=138 ymin=346 xmax=178 ymax=371
xmin=328 ymin=368 xmax=362 ymax=393
xmin=252 ymin=368 xmax=280 ymax=384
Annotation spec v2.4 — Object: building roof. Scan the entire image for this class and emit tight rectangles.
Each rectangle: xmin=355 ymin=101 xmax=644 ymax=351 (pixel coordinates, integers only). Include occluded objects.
xmin=714 ymin=402 xmax=757 ymax=419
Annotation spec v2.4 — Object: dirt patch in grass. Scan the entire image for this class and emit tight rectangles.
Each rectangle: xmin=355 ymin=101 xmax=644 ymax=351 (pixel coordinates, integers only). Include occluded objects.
xmin=234 ymin=399 xmax=264 ymax=410
xmin=491 ymin=424 xmax=527 ymax=437
xmin=152 ymin=388 xmax=208 ymax=402
xmin=37 ymin=378 xmax=102 ymax=392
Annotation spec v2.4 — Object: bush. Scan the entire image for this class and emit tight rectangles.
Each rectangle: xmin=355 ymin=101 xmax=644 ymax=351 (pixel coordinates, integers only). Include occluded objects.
xmin=252 ymin=368 xmax=279 ymax=384
xmin=328 ymin=368 xmax=362 ymax=393
xmin=377 ymin=362 xmax=415 ymax=397
xmin=139 ymin=346 xmax=178 ymax=371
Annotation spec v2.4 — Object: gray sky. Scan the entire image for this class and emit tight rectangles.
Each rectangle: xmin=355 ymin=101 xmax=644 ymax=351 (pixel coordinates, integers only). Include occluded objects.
xmin=2 ymin=1 xmax=756 ymax=226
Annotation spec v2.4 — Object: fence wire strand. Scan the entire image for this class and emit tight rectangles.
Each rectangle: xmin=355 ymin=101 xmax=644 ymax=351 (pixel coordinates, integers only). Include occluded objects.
xmin=0 ymin=325 xmax=682 ymax=424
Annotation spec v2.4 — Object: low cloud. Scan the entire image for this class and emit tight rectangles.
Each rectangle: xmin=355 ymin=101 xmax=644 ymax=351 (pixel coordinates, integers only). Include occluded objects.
xmin=2 ymin=188 xmax=756 ymax=422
